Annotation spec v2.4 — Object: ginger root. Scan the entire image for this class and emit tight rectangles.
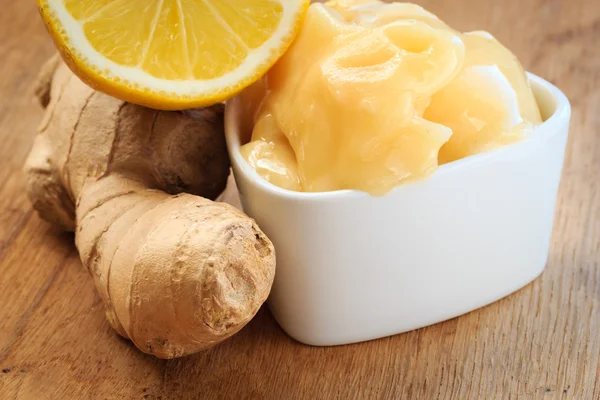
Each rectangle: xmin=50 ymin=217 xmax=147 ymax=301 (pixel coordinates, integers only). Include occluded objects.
xmin=24 ymin=56 xmax=276 ymax=358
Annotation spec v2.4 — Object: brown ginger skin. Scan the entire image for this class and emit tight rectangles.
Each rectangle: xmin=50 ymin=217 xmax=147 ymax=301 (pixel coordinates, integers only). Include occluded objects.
xmin=24 ymin=56 xmax=276 ymax=358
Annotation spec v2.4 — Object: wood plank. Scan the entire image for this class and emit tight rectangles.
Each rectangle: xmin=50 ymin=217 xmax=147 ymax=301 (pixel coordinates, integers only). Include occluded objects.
xmin=0 ymin=0 xmax=599 ymax=398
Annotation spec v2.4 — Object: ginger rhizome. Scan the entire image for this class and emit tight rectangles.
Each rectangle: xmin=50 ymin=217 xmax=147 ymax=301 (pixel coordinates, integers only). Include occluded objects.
xmin=24 ymin=56 xmax=275 ymax=358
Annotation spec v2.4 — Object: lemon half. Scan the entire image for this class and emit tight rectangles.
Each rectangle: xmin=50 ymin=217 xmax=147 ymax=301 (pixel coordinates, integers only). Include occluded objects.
xmin=38 ymin=0 xmax=309 ymax=109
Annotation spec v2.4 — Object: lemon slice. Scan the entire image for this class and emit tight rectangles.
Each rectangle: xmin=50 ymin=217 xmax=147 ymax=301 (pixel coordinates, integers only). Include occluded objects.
xmin=38 ymin=0 xmax=309 ymax=109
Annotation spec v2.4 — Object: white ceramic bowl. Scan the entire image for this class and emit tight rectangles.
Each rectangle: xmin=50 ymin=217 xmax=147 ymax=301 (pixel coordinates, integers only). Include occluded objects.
xmin=225 ymin=73 xmax=571 ymax=346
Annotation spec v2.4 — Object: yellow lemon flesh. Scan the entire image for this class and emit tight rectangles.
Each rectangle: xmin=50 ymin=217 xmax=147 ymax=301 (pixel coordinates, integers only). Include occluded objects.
xmin=38 ymin=0 xmax=309 ymax=109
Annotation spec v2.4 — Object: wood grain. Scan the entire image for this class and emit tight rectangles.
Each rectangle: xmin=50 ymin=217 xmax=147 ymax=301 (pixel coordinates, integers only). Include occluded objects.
xmin=0 ymin=0 xmax=599 ymax=398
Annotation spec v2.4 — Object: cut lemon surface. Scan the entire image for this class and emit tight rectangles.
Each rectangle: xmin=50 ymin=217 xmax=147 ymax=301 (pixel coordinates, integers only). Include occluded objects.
xmin=38 ymin=0 xmax=309 ymax=109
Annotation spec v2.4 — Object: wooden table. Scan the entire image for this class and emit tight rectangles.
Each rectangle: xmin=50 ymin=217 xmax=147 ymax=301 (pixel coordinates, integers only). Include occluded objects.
xmin=1 ymin=0 xmax=599 ymax=398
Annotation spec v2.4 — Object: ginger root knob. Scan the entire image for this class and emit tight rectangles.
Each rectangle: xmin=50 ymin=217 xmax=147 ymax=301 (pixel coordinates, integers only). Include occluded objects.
xmin=24 ymin=57 xmax=275 ymax=358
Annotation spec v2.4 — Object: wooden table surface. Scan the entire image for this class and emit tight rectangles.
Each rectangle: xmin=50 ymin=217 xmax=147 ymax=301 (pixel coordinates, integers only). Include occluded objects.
xmin=1 ymin=0 xmax=599 ymax=399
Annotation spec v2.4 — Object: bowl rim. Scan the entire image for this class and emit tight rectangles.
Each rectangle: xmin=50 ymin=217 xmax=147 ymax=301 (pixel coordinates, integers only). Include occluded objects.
xmin=224 ymin=72 xmax=571 ymax=201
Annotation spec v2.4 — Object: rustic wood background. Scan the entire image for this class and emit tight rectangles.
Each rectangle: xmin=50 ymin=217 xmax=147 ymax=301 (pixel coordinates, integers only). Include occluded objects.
xmin=1 ymin=0 xmax=599 ymax=398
